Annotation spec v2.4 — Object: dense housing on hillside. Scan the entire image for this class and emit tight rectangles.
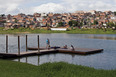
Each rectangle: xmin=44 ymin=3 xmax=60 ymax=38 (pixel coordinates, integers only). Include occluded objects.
xmin=0 ymin=10 xmax=116 ymax=30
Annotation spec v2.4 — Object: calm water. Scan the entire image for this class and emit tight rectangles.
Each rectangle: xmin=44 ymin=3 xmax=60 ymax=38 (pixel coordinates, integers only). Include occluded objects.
xmin=0 ymin=34 xmax=116 ymax=70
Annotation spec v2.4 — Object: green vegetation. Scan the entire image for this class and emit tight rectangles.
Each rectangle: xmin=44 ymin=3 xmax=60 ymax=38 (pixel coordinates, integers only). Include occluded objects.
xmin=114 ymin=11 xmax=116 ymax=16
xmin=93 ymin=20 xmax=98 ymax=25
xmin=68 ymin=20 xmax=83 ymax=28
xmin=107 ymin=22 xmax=116 ymax=28
xmin=57 ymin=22 xmax=64 ymax=27
xmin=0 ymin=59 xmax=116 ymax=77
xmin=66 ymin=28 xmax=116 ymax=34
xmin=68 ymin=20 xmax=78 ymax=27
xmin=0 ymin=27 xmax=116 ymax=34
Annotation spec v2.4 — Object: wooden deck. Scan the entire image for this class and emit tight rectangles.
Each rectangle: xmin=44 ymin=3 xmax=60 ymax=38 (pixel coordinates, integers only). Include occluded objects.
xmin=0 ymin=35 xmax=103 ymax=59
xmin=0 ymin=49 xmax=57 ymax=58
xmin=57 ymin=48 xmax=103 ymax=55
xmin=0 ymin=47 xmax=103 ymax=59
xmin=28 ymin=47 xmax=103 ymax=55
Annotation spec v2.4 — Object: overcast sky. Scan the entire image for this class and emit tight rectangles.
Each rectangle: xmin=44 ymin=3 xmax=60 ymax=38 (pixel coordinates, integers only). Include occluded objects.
xmin=0 ymin=0 xmax=116 ymax=15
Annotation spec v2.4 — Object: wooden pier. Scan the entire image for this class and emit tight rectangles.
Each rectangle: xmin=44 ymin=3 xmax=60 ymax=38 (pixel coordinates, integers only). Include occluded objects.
xmin=0 ymin=49 xmax=57 ymax=58
xmin=0 ymin=35 xmax=103 ymax=59
xmin=57 ymin=48 xmax=103 ymax=55
xmin=27 ymin=47 xmax=103 ymax=55
xmin=0 ymin=48 xmax=103 ymax=59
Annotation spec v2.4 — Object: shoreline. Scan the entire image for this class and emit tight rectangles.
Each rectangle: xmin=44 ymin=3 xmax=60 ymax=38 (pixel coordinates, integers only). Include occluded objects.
xmin=0 ymin=27 xmax=116 ymax=34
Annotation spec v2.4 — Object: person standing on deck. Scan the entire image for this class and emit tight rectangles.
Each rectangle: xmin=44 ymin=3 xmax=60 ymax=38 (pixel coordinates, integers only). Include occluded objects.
xmin=46 ymin=38 xmax=50 ymax=49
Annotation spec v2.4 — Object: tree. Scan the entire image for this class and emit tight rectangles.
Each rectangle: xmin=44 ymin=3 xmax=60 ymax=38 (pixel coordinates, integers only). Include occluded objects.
xmin=93 ymin=20 xmax=98 ymax=25
xmin=68 ymin=21 xmax=73 ymax=26
xmin=83 ymin=21 xmax=87 ymax=25
xmin=114 ymin=12 xmax=116 ymax=16
xmin=15 ymin=19 xmax=18 ymax=23
xmin=68 ymin=20 xmax=78 ymax=27
xmin=57 ymin=22 xmax=64 ymax=27
xmin=107 ymin=22 xmax=115 ymax=27
xmin=79 ymin=22 xmax=83 ymax=27
xmin=0 ymin=14 xmax=5 ymax=17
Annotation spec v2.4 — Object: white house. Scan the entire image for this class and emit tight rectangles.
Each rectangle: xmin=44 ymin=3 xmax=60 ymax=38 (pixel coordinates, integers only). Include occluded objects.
xmin=51 ymin=28 xmax=67 ymax=31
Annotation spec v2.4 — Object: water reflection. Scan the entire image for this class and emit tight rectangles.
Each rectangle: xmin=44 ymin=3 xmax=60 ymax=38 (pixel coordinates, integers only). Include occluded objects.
xmin=14 ymin=56 xmax=39 ymax=65
xmin=87 ymin=36 xmax=116 ymax=40
xmin=13 ymin=53 xmax=77 ymax=66
xmin=13 ymin=52 xmax=116 ymax=70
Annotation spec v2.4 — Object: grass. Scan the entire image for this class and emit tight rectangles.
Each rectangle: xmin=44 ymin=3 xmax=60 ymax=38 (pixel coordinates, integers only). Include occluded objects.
xmin=0 ymin=59 xmax=116 ymax=77
xmin=1 ymin=27 xmax=116 ymax=34
xmin=66 ymin=28 xmax=116 ymax=34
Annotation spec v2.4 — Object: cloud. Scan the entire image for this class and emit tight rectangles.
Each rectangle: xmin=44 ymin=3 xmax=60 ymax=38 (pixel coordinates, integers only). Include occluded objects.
xmin=88 ymin=1 xmax=116 ymax=11
xmin=62 ymin=0 xmax=116 ymax=12
xmin=33 ymin=3 xmax=67 ymax=13
xmin=0 ymin=0 xmax=24 ymax=14
xmin=0 ymin=0 xmax=116 ymax=14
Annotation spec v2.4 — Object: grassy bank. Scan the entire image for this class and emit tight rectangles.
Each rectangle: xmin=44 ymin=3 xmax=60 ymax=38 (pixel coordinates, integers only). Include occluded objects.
xmin=0 ymin=27 xmax=116 ymax=34
xmin=0 ymin=59 xmax=116 ymax=77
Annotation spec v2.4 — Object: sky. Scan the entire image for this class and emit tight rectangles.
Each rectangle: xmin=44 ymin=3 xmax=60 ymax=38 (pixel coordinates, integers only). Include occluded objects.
xmin=0 ymin=0 xmax=116 ymax=15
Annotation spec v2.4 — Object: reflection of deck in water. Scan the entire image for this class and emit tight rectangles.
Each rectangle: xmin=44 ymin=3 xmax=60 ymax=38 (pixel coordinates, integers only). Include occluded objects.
xmin=0 ymin=47 xmax=103 ymax=58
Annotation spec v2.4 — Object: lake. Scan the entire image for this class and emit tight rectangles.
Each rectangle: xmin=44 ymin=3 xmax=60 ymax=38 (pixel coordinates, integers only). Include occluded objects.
xmin=0 ymin=34 xmax=116 ymax=70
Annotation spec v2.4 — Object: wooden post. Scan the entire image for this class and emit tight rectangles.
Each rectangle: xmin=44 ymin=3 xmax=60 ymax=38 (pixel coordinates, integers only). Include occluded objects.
xmin=18 ymin=36 xmax=20 ymax=55
xmin=26 ymin=35 xmax=28 ymax=52
xmin=38 ymin=35 xmax=40 ymax=53
xmin=6 ymin=35 xmax=8 ymax=53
